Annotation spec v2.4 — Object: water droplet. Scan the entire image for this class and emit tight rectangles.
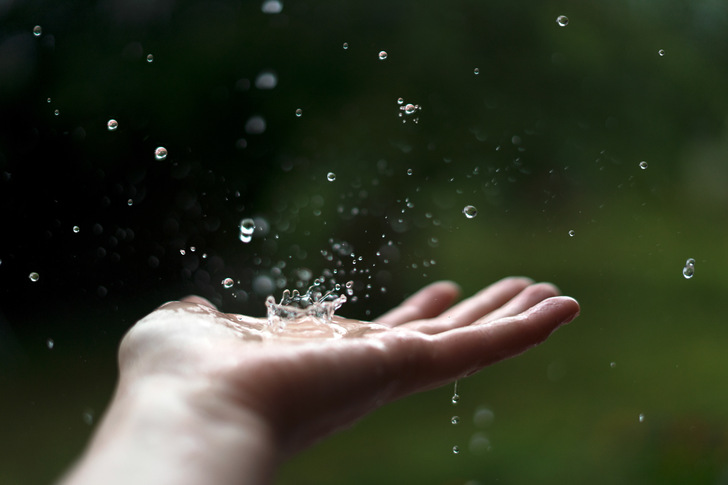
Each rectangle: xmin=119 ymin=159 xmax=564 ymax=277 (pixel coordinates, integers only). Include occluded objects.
xmin=610 ymin=361 xmax=616 ymax=368
xmin=462 ymin=205 xmax=478 ymax=219
xmin=682 ymin=258 xmax=695 ymax=279
xmin=474 ymin=67 xmax=480 ymax=75
xmin=397 ymin=97 xmax=404 ymax=105
xmin=404 ymin=103 xmax=417 ymax=115
xmin=46 ymin=338 xmax=54 ymax=349
xmin=473 ymin=406 xmax=494 ymax=427
xmin=378 ymin=50 xmax=388 ymax=60
xmin=295 ymin=108 xmax=303 ymax=117
xmin=345 ymin=280 xmax=354 ymax=289
xmin=658 ymin=49 xmax=665 ymax=57
xmin=556 ymin=15 xmax=569 ymax=27
xmin=245 ymin=115 xmax=267 ymax=134
xmin=46 ymin=97 xmax=51 ymax=103
xmin=406 ymin=168 xmax=413 ymax=176
xmin=639 ymin=161 xmax=648 ymax=170
xmin=327 ymin=172 xmax=336 ymax=182
xmin=451 ymin=416 xmax=460 ymax=425
xmin=342 ymin=42 xmax=349 ymax=50
xmin=127 ymin=198 xmax=133 ymax=206
xmin=255 ymin=71 xmax=278 ymax=89
xmin=222 ymin=277 xmax=234 ymax=289
xmin=82 ymin=410 xmax=94 ymax=425
xmin=29 ymin=272 xmax=40 ymax=282
xmin=261 ymin=0 xmax=283 ymax=14
xmin=72 ymin=226 xmax=80 ymax=233
xmin=154 ymin=147 xmax=168 ymax=160
xmin=452 ymin=445 xmax=460 ymax=454
xmin=107 ymin=119 xmax=118 ymax=131
xmin=451 ymin=393 xmax=460 ymax=404
xmin=239 ymin=218 xmax=256 ymax=243
xmin=54 ymin=109 xmax=60 ymax=116
xmin=146 ymin=54 xmax=154 ymax=63
xmin=33 ymin=25 xmax=42 ymax=36
xmin=638 ymin=413 xmax=645 ymax=423
xmin=568 ymin=229 xmax=575 ymax=237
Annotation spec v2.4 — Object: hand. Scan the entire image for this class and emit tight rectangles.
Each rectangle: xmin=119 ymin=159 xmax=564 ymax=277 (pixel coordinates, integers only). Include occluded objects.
xmin=60 ymin=277 xmax=579 ymax=485
xmin=120 ymin=277 xmax=578 ymax=452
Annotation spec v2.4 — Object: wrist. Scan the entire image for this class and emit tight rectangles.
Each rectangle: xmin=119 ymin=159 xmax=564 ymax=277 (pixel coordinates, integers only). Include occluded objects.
xmin=59 ymin=375 xmax=278 ymax=485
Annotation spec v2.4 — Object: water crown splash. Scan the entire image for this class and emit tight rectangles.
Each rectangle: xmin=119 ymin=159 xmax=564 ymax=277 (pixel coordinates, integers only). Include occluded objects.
xmin=265 ymin=281 xmax=348 ymax=336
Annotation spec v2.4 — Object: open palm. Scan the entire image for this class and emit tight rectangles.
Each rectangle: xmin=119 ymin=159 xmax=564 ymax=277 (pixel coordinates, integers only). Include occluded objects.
xmin=118 ymin=277 xmax=579 ymax=457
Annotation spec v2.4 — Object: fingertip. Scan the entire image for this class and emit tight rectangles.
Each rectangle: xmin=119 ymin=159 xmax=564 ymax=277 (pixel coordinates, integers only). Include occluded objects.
xmin=560 ymin=297 xmax=580 ymax=325
xmin=503 ymin=275 xmax=536 ymax=285
xmin=543 ymin=296 xmax=580 ymax=326
xmin=429 ymin=280 xmax=461 ymax=298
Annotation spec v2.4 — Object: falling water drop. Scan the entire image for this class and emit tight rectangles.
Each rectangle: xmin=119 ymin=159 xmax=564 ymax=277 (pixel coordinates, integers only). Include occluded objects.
xmin=46 ymin=338 xmax=54 ymax=349
xmin=638 ymin=413 xmax=645 ymax=423
xmin=29 ymin=272 xmax=40 ymax=282
xmin=342 ymin=42 xmax=349 ymax=50
xmin=327 ymin=172 xmax=336 ymax=182
xmin=261 ymin=0 xmax=283 ymax=14
xmin=72 ymin=226 xmax=80 ymax=233
xmin=462 ymin=205 xmax=478 ymax=219
xmin=222 ymin=278 xmax=234 ymax=289
xmin=54 ymin=109 xmax=60 ymax=116
xmin=378 ymin=50 xmax=388 ymax=60
xmin=33 ymin=25 xmax=42 ymax=36
xmin=397 ymin=97 xmax=404 ymax=105
xmin=107 ymin=119 xmax=119 ymax=131
xmin=452 ymin=445 xmax=460 ymax=454
xmin=154 ymin=147 xmax=168 ymax=160
xmin=146 ymin=54 xmax=154 ymax=63
xmin=474 ymin=67 xmax=480 ymax=75
xmin=568 ymin=229 xmax=575 ymax=237
xmin=404 ymin=103 xmax=417 ymax=115
xmin=556 ymin=15 xmax=569 ymax=27
xmin=239 ymin=218 xmax=256 ymax=243
xmin=682 ymin=258 xmax=695 ymax=279
xmin=658 ymin=49 xmax=665 ymax=57
xmin=451 ymin=416 xmax=460 ymax=425
xmin=451 ymin=380 xmax=460 ymax=404
xmin=639 ymin=161 xmax=648 ymax=169
xmin=295 ymin=108 xmax=303 ymax=117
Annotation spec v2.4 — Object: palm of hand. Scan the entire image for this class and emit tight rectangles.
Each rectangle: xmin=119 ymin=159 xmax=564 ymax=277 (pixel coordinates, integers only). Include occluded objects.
xmin=118 ymin=277 xmax=578 ymax=455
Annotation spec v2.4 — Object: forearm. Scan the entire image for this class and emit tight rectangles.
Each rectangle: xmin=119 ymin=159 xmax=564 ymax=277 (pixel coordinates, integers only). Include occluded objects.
xmin=58 ymin=376 xmax=278 ymax=485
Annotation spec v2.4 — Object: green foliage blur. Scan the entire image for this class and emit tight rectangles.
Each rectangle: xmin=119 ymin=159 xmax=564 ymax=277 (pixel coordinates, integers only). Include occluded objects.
xmin=1 ymin=0 xmax=728 ymax=484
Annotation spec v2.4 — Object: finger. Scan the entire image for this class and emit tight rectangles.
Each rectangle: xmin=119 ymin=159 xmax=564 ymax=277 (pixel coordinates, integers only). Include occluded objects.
xmin=386 ymin=296 xmax=580 ymax=398
xmin=476 ymin=282 xmax=562 ymax=324
xmin=375 ymin=281 xmax=460 ymax=327
xmin=398 ymin=276 xmax=533 ymax=334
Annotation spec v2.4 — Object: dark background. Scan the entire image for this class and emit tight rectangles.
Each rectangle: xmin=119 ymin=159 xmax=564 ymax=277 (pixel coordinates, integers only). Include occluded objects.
xmin=2 ymin=0 xmax=728 ymax=483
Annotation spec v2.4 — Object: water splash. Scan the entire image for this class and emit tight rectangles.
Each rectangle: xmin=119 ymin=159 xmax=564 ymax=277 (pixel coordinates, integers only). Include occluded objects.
xmin=266 ymin=283 xmax=348 ymax=335
xmin=397 ymin=98 xmax=421 ymax=124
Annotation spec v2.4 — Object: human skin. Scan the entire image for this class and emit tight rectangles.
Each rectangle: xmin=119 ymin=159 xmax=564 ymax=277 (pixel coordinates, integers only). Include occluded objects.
xmin=58 ymin=277 xmax=579 ymax=485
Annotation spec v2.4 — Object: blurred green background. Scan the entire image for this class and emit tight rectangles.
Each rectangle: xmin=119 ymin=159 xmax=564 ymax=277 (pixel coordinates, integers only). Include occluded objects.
xmin=1 ymin=0 xmax=728 ymax=483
